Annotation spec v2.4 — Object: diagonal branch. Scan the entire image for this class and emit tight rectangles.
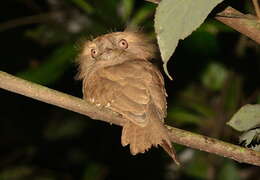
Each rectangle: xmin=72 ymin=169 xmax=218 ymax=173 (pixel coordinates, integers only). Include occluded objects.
xmin=215 ymin=6 xmax=260 ymax=44
xmin=0 ymin=71 xmax=260 ymax=166
xmin=0 ymin=71 xmax=125 ymax=126
xmin=252 ymin=0 xmax=260 ymax=19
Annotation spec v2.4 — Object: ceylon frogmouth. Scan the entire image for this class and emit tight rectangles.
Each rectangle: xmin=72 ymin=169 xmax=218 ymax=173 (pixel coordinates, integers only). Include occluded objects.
xmin=77 ymin=31 xmax=178 ymax=164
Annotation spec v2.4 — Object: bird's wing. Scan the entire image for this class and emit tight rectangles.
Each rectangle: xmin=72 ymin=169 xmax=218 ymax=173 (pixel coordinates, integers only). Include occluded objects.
xmin=83 ymin=59 xmax=167 ymax=127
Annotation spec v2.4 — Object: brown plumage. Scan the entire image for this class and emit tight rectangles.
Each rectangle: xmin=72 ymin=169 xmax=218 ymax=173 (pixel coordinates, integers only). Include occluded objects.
xmin=76 ymin=31 xmax=179 ymax=164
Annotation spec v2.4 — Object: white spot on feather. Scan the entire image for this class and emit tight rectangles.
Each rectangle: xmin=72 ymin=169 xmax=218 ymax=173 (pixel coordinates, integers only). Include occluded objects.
xmin=105 ymin=102 xmax=111 ymax=108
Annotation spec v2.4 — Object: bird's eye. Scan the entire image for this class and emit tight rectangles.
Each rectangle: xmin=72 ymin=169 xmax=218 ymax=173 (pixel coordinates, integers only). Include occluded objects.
xmin=90 ymin=48 xmax=98 ymax=58
xmin=118 ymin=39 xmax=128 ymax=49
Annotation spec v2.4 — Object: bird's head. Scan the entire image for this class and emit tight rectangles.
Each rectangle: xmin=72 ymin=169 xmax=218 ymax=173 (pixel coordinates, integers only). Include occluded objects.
xmin=76 ymin=31 xmax=157 ymax=79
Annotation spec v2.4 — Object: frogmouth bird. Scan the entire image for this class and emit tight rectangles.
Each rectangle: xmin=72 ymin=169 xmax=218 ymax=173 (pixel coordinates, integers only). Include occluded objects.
xmin=76 ymin=31 xmax=178 ymax=164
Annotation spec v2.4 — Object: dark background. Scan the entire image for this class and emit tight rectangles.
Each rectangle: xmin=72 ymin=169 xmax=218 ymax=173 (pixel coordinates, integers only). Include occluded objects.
xmin=0 ymin=0 xmax=259 ymax=179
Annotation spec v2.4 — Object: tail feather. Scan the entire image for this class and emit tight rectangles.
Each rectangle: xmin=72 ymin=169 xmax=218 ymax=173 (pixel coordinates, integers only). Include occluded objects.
xmin=161 ymin=139 xmax=180 ymax=165
xmin=121 ymin=120 xmax=179 ymax=164
xmin=122 ymin=122 xmax=150 ymax=155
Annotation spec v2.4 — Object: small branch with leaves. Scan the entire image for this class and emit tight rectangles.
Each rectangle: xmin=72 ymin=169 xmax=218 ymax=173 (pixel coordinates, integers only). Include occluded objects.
xmin=1 ymin=71 xmax=260 ymax=166
xmin=147 ymin=0 xmax=260 ymax=44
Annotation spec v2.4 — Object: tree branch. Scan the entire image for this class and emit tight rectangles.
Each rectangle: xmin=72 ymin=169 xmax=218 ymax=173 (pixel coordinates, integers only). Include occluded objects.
xmin=1 ymin=71 xmax=260 ymax=166
xmin=145 ymin=0 xmax=260 ymax=44
xmin=0 ymin=71 xmax=126 ymax=126
xmin=167 ymin=126 xmax=260 ymax=166
xmin=215 ymin=6 xmax=260 ymax=44
xmin=252 ymin=0 xmax=260 ymax=19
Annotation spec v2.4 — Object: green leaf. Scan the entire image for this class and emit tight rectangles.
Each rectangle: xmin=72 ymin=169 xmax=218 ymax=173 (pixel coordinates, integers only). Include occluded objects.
xmin=239 ymin=128 xmax=260 ymax=151
xmin=202 ymin=62 xmax=228 ymax=91
xmin=120 ymin=0 xmax=135 ymax=21
xmin=154 ymin=0 xmax=223 ymax=79
xmin=129 ymin=4 xmax=156 ymax=27
xmin=227 ymin=104 xmax=260 ymax=131
xmin=17 ymin=44 xmax=76 ymax=85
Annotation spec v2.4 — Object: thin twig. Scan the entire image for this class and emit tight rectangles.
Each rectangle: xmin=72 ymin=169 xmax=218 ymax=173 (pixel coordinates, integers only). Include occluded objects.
xmin=253 ymin=0 xmax=260 ymax=20
xmin=215 ymin=6 xmax=260 ymax=44
xmin=0 ymin=13 xmax=58 ymax=32
xmin=0 ymin=71 xmax=260 ymax=166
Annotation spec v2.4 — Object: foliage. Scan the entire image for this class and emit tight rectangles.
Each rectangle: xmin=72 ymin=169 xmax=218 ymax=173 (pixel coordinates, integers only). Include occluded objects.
xmin=154 ymin=0 xmax=223 ymax=79
xmin=227 ymin=104 xmax=260 ymax=131
xmin=0 ymin=0 xmax=259 ymax=179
